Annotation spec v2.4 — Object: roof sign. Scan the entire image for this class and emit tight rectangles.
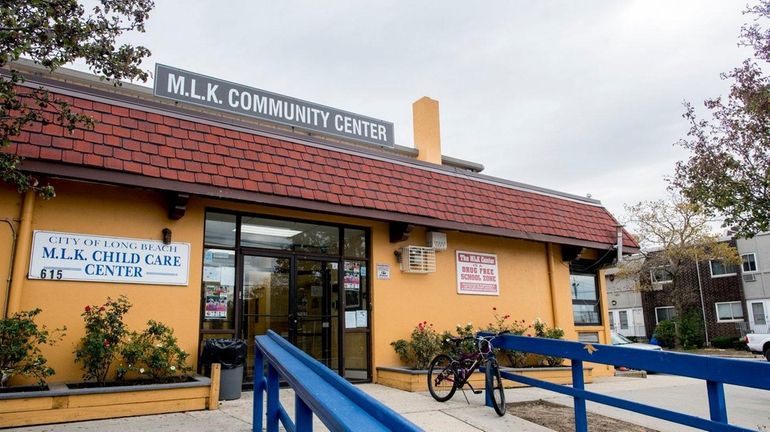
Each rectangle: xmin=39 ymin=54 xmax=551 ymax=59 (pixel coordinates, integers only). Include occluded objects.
xmin=153 ymin=64 xmax=394 ymax=147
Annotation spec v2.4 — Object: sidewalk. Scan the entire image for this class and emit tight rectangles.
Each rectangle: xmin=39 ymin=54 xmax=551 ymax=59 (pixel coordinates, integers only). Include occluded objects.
xmin=6 ymin=374 xmax=770 ymax=431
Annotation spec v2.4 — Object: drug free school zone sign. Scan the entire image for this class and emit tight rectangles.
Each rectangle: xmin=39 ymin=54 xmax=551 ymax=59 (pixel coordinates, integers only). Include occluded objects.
xmin=28 ymin=231 xmax=190 ymax=285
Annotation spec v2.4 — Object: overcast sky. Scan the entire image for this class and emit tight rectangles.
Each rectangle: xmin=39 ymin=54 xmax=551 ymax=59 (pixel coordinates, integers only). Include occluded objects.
xmin=81 ymin=1 xmax=752 ymax=221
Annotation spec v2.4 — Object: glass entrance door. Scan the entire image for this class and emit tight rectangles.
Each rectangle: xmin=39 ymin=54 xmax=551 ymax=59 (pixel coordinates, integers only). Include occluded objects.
xmin=295 ymin=259 xmax=339 ymax=370
xmin=241 ymin=255 xmax=290 ymax=377
xmin=241 ymin=255 xmax=339 ymax=377
xmin=201 ymin=211 xmax=371 ymax=383
xmin=750 ymin=300 xmax=769 ymax=334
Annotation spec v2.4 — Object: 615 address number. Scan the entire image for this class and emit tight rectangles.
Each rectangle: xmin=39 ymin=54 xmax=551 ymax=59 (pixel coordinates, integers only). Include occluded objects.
xmin=40 ymin=269 xmax=63 ymax=280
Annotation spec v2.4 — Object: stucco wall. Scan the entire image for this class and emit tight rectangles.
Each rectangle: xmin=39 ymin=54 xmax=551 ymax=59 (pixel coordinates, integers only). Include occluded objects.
xmin=1 ymin=179 xmax=613 ymax=384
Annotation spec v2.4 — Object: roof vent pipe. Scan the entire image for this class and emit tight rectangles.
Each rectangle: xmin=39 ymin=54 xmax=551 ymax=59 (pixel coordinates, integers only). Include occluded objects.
xmin=412 ymin=97 xmax=442 ymax=165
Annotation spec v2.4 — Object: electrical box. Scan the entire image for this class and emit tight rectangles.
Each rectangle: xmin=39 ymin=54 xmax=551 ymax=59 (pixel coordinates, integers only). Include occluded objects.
xmin=426 ymin=231 xmax=447 ymax=251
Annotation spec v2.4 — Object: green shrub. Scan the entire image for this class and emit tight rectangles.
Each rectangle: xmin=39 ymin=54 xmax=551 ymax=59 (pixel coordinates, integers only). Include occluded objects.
xmin=710 ymin=336 xmax=737 ymax=349
xmin=532 ymin=318 xmax=565 ymax=366
xmin=440 ymin=322 xmax=478 ymax=357
xmin=654 ymin=320 xmax=677 ymax=348
xmin=732 ymin=338 xmax=748 ymax=351
xmin=118 ymin=320 xmax=192 ymax=382
xmin=391 ymin=321 xmax=443 ymax=370
xmin=678 ymin=311 xmax=705 ymax=349
xmin=74 ymin=296 xmax=131 ymax=385
xmin=0 ymin=309 xmax=65 ymax=387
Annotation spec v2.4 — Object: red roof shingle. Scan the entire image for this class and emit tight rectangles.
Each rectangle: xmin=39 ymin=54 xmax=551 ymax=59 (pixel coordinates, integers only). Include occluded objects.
xmin=8 ymin=88 xmax=638 ymax=250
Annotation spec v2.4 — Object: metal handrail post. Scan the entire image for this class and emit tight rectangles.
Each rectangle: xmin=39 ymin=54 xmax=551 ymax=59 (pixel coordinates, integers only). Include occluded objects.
xmin=266 ymin=363 xmax=280 ymax=432
xmin=571 ymin=359 xmax=587 ymax=432
xmin=253 ymin=345 xmax=264 ymax=432
xmin=295 ymin=393 xmax=313 ymax=431
xmin=707 ymin=380 xmax=728 ymax=424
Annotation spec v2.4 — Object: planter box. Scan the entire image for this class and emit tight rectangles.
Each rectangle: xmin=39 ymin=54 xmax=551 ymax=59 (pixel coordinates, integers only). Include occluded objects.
xmin=0 ymin=375 xmax=217 ymax=428
xmin=377 ymin=366 xmax=593 ymax=392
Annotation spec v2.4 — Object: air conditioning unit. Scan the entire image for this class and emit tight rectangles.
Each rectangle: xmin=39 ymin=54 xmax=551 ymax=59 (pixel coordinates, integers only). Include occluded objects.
xmin=743 ymin=273 xmax=757 ymax=282
xmin=398 ymin=246 xmax=436 ymax=273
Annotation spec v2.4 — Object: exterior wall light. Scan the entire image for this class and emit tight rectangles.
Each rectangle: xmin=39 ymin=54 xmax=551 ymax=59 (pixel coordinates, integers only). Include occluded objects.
xmin=162 ymin=228 xmax=172 ymax=245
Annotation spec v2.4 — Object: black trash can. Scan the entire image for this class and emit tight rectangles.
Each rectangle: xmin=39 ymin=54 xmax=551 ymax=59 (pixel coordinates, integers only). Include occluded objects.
xmin=201 ymin=339 xmax=247 ymax=401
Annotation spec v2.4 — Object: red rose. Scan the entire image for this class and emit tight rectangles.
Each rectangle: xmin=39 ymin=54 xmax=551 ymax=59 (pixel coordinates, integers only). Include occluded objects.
xmin=99 ymin=306 xmax=105 ymax=311
xmin=492 ymin=307 xmax=497 ymax=311
xmin=85 ymin=305 xmax=91 ymax=312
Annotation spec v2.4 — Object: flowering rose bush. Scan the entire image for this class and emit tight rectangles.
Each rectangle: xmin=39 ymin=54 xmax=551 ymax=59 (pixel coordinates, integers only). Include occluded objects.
xmin=118 ymin=320 xmax=192 ymax=382
xmin=482 ymin=307 xmax=531 ymax=367
xmin=74 ymin=296 xmax=131 ymax=385
xmin=0 ymin=309 xmax=65 ymax=387
xmin=390 ymin=321 xmax=443 ymax=370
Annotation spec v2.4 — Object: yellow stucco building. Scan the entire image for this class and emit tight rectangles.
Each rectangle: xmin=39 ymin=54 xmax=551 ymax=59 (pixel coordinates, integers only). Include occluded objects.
xmin=1 ymin=62 xmax=638 ymax=386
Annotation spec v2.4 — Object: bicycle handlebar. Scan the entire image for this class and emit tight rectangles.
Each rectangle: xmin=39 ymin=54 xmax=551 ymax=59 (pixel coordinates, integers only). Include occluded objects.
xmin=444 ymin=330 xmax=510 ymax=344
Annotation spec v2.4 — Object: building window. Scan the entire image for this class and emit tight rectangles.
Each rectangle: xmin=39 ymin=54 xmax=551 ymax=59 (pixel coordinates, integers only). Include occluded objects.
xmin=570 ymin=273 xmax=601 ymax=325
xmin=715 ymin=302 xmax=744 ymax=322
xmin=655 ymin=306 xmax=676 ymax=323
xmin=709 ymin=260 xmax=739 ymax=278
xmin=619 ymin=310 xmax=629 ymax=330
xmin=742 ymin=253 xmax=758 ymax=273
xmin=649 ymin=266 xmax=673 ymax=284
xmin=577 ymin=332 xmax=599 ymax=343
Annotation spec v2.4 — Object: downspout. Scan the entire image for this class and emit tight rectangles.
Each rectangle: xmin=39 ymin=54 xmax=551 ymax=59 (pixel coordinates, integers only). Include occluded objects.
xmin=6 ymin=189 xmax=36 ymax=316
xmin=546 ymin=243 xmax=561 ymax=329
xmin=616 ymin=225 xmax=623 ymax=264
xmin=2 ymin=219 xmax=17 ymax=318
xmin=695 ymin=259 xmax=710 ymax=345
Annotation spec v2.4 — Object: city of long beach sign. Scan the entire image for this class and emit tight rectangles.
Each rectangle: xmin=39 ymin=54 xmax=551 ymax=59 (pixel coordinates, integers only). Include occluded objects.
xmin=153 ymin=64 xmax=395 ymax=147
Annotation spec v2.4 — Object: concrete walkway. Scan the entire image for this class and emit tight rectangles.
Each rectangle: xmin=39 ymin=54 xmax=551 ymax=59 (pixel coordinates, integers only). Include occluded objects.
xmin=7 ymin=375 xmax=770 ymax=431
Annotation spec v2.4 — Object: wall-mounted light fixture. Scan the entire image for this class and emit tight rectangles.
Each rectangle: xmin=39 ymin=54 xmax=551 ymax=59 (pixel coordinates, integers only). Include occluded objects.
xmin=162 ymin=228 xmax=172 ymax=245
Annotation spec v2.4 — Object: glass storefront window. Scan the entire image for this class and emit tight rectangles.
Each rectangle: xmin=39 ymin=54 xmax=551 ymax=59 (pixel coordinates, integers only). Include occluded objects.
xmin=201 ymin=248 xmax=236 ymax=330
xmin=571 ymin=273 xmax=601 ymax=325
xmin=204 ymin=212 xmax=236 ymax=248
xmin=240 ymin=216 xmax=339 ymax=254
xmin=344 ymin=228 xmax=366 ymax=258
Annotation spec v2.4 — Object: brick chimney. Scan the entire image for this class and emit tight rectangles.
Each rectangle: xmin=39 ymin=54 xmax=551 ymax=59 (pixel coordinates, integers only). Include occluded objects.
xmin=412 ymin=97 xmax=442 ymax=165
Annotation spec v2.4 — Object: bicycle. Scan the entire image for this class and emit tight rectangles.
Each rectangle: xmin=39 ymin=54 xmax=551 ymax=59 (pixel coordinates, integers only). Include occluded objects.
xmin=427 ymin=331 xmax=508 ymax=416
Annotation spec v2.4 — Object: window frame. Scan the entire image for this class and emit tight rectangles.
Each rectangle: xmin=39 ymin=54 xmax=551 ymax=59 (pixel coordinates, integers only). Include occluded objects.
xmin=655 ymin=306 xmax=676 ymax=324
xmin=715 ymin=301 xmax=744 ymax=322
xmin=570 ymin=272 xmax=602 ymax=326
xmin=649 ymin=266 xmax=673 ymax=285
xmin=618 ymin=310 xmax=629 ymax=330
xmin=741 ymin=253 xmax=758 ymax=274
xmin=709 ymin=260 xmax=739 ymax=278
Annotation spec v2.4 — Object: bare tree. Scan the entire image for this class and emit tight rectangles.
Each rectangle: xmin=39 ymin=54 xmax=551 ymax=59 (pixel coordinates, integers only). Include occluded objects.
xmin=620 ymin=195 xmax=739 ymax=323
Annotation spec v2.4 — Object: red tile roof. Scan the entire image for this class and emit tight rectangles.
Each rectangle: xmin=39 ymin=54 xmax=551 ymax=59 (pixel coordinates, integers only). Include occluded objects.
xmin=8 ymin=88 xmax=638 ymax=250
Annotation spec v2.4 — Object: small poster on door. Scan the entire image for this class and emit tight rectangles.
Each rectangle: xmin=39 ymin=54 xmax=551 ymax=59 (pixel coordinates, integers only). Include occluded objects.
xmin=356 ymin=310 xmax=368 ymax=328
xmin=204 ymin=294 xmax=227 ymax=319
xmin=344 ymin=262 xmax=361 ymax=309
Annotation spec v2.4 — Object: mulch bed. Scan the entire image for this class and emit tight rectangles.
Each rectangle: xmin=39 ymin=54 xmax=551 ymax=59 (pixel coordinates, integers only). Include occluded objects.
xmin=508 ymin=399 xmax=658 ymax=432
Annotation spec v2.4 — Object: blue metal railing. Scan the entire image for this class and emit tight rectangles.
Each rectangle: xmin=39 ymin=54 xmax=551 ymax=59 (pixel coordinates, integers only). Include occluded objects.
xmin=253 ymin=330 xmax=422 ymax=432
xmin=485 ymin=333 xmax=770 ymax=432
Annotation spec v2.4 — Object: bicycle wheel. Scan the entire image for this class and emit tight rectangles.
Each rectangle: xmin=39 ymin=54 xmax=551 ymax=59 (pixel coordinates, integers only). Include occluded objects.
xmin=427 ymin=354 xmax=457 ymax=402
xmin=486 ymin=358 xmax=506 ymax=416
